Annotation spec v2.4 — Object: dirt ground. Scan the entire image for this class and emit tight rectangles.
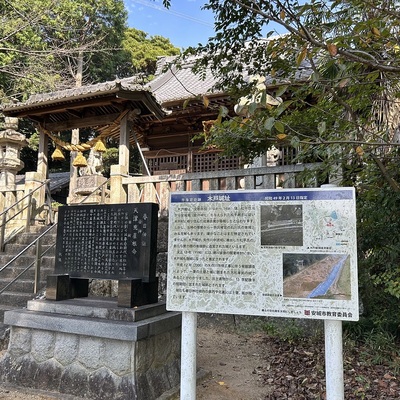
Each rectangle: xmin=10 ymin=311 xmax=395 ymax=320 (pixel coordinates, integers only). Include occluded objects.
xmin=195 ymin=324 xmax=270 ymax=400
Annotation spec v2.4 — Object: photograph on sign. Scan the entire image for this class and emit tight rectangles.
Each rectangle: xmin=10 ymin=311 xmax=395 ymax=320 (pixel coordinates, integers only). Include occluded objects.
xmin=166 ymin=188 xmax=359 ymax=321
xmin=282 ymin=253 xmax=351 ymax=300
xmin=260 ymin=205 xmax=303 ymax=246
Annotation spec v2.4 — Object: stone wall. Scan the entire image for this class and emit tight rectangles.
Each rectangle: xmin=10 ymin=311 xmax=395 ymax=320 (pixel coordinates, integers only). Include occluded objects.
xmin=1 ymin=300 xmax=182 ymax=400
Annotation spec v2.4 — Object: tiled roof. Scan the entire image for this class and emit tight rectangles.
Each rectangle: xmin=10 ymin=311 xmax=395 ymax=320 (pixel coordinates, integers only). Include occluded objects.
xmin=48 ymin=172 xmax=71 ymax=193
xmin=4 ymin=52 xmax=312 ymax=114
xmin=3 ymin=78 xmax=147 ymax=111
xmin=265 ymin=59 xmax=312 ymax=85
xmin=16 ymin=172 xmax=70 ymax=193
xmin=148 ymin=53 xmax=312 ymax=105
xmin=147 ymin=55 xmax=222 ymax=104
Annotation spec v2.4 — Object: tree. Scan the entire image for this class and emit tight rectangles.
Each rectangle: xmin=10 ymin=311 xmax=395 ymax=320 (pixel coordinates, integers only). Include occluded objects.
xmin=1 ymin=1 xmax=182 ymax=177
xmin=0 ymin=0 xmax=55 ymax=100
xmin=185 ymin=1 xmax=400 ymax=182
xmin=0 ymin=0 xmax=129 ymax=102
xmin=164 ymin=0 xmax=400 ymax=334
xmin=120 ymin=28 xmax=180 ymax=78
xmin=49 ymin=0 xmax=129 ymax=84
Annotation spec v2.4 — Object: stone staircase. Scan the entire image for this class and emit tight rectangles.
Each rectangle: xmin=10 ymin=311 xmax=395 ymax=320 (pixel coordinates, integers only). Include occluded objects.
xmin=0 ymin=225 xmax=56 ymax=323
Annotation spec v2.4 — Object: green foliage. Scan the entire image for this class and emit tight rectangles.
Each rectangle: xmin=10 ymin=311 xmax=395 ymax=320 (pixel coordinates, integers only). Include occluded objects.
xmin=101 ymin=145 xmax=142 ymax=177
xmin=102 ymin=147 xmax=119 ymax=177
xmin=121 ymin=28 xmax=180 ymax=77
xmin=19 ymin=122 xmax=41 ymax=173
xmin=0 ymin=0 xmax=128 ymax=100
xmin=186 ymin=0 xmax=400 ymax=178
xmin=344 ymin=322 xmax=400 ymax=371
xmin=1 ymin=0 xmax=181 ymax=176
xmin=356 ymin=160 xmax=400 ymax=334
xmin=171 ymin=0 xmax=400 ymax=337
xmin=362 ymin=330 xmax=398 ymax=364
xmin=261 ymin=318 xmax=321 ymax=344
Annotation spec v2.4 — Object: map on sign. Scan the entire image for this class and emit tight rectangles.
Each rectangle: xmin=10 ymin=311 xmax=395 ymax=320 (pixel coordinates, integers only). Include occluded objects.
xmin=166 ymin=188 xmax=359 ymax=321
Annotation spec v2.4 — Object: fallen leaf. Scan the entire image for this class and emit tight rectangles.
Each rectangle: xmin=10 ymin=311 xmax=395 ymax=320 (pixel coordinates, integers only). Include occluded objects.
xmin=384 ymin=373 xmax=395 ymax=380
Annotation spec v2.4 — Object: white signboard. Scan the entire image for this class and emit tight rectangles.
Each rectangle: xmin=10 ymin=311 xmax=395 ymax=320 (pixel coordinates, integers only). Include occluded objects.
xmin=167 ymin=188 xmax=359 ymax=321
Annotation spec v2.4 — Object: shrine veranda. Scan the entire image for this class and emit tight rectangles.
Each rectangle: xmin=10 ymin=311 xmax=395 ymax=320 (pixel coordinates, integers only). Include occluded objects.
xmin=167 ymin=187 xmax=359 ymax=321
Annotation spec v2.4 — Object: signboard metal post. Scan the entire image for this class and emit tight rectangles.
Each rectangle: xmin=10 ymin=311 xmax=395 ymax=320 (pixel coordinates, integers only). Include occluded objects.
xmin=325 ymin=320 xmax=344 ymax=400
xmin=180 ymin=311 xmax=197 ymax=400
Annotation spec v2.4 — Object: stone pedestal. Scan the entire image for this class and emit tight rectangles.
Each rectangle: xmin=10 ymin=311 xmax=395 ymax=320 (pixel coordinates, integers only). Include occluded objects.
xmin=69 ymin=174 xmax=108 ymax=204
xmin=0 ymin=298 xmax=181 ymax=400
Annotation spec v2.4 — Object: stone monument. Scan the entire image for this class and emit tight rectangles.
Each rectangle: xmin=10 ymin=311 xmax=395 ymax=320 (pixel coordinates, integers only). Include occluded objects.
xmin=0 ymin=203 xmax=182 ymax=399
xmin=48 ymin=203 xmax=160 ymax=307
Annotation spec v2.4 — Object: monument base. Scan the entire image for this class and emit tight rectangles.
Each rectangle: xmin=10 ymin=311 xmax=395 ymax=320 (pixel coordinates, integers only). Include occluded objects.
xmin=46 ymin=275 xmax=159 ymax=307
xmin=0 ymin=298 xmax=181 ymax=400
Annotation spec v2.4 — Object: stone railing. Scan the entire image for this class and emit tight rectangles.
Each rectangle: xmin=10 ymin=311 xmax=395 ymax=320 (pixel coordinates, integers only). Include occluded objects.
xmin=0 ymin=185 xmax=26 ymax=242
xmin=0 ymin=186 xmax=25 ymax=212
xmin=122 ymin=163 xmax=320 ymax=215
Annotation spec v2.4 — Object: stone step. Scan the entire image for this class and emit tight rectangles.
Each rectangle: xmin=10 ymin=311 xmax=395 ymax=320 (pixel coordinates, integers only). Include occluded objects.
xmin=3 ymin=243 xmax=56 ymax=257
xmin=5 ymin=232 xmax=57 ymax=247
xmin=0 ymin=278 xmax=47 ymax=293
xmin=0 ymin=264 xmax=54 ymax=279
xmin=7 ymin=225 xmax=47 ymax=236
xmin=0 ymin=254 xmax=55 ymax=268
xmin=0 ymin=291 xmax=37 ymax=307
xmin=0 ymin=223 xmax=56 ymax=324
xmin=28 ymin=225 xmax=49 ymax=233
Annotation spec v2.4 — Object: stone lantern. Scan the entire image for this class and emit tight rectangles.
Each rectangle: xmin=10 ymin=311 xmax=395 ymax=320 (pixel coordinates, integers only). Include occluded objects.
xmin=0 ymin=117 xmax=28 ymax=189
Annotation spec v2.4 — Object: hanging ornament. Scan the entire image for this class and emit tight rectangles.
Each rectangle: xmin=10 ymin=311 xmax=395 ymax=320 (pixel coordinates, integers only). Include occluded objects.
xmin=51 ymin=146 xmax=65 ymax=161
xmin=93 ymin=139 xmax=107 ymax=153
xmin=72 ymin=151 xmax=88 ymax=167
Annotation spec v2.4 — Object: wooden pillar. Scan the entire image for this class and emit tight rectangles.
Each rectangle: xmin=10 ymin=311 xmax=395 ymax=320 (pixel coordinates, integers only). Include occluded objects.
xmin=119 ymin=114 xmax=129 ymax=174
xmin=37 ymin=128 xmax=48 ymax=179
xmin=67 ymin=56 xmax=82 ymax=204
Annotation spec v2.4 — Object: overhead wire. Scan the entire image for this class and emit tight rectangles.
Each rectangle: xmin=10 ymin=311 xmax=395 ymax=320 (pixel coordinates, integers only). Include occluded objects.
xmin=128 ymin=0 xmax=214 ymax=28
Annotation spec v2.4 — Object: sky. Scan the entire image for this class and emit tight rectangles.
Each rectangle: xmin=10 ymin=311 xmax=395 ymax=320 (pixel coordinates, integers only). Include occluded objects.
xmin=124 ymin=0 xmax=217 ymax=49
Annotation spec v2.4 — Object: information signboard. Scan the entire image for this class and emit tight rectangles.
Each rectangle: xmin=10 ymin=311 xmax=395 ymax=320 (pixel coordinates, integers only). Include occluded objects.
xmin=167 ymin=188 xmax=359 ymax=321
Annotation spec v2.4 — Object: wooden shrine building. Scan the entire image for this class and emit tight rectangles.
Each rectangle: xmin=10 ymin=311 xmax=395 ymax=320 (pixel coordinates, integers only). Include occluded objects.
xmin=1 ymin=55 xmax=313 ymax=218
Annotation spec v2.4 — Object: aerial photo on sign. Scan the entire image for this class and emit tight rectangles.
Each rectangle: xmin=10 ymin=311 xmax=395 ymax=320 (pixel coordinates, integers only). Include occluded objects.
xmin=167 ymin=188 xmax=359 ymax=321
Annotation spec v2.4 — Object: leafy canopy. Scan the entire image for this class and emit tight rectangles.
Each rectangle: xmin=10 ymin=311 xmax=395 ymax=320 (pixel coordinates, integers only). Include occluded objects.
xmin=121 ymin=28 xmax=180 ymax=77
xmin=0 ymin=0 xmax=128 ymax=101
xmin=182 ymin=1 xmax=400 ymax=187
xmin=166 ymin=0 xmax=400 ymax=334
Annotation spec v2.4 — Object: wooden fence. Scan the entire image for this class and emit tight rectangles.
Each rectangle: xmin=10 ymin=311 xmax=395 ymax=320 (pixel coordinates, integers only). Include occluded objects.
xmin=122 ymin=163 xmax=320 ymax=215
